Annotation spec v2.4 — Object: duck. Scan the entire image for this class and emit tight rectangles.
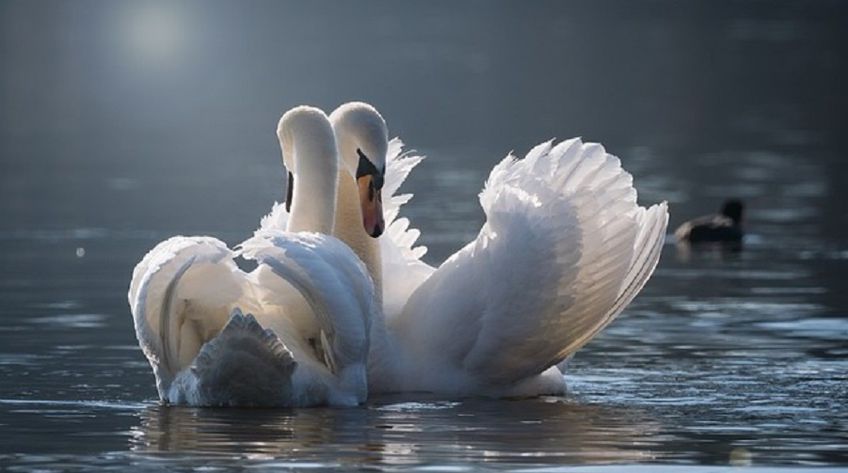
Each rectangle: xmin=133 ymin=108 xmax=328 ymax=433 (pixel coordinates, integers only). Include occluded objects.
xmin=262 ymin=102 xmax=669 ymax=397
xmin=128 ymin=106 xmax=378 ymax=407
xmin=674 ymin=199 xmax=744 ymax=244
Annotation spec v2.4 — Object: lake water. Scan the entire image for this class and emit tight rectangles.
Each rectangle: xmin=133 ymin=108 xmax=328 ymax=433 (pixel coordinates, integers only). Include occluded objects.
xmin=1 ymin=1 xmax=846 ymax=471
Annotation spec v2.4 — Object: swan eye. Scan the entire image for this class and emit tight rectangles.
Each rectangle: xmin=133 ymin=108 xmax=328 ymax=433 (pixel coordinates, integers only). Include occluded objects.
xmin=356 ymin=148 xmax=384 ymax=190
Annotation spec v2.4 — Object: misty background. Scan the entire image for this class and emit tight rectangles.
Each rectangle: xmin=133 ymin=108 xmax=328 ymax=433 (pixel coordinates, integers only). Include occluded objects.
xmin=2 ymin=0 xmax=846 ymax=242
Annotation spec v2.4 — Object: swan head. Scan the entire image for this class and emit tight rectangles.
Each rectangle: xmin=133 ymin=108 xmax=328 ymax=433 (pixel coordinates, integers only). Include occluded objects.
xmin=330 ymin=102 xmax=388 ymax=238
xmin=276 ymin=106 xmax=339 ymax=233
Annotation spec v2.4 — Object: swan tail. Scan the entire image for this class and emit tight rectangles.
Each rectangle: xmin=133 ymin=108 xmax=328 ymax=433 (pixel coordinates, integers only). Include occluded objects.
xmin=169 ymin=309 xmax=297 ymax=407
xmin=398 ymin=138 xmax=668 ymax=390
xmin=129 ymin=236 xmax=243 ymax=399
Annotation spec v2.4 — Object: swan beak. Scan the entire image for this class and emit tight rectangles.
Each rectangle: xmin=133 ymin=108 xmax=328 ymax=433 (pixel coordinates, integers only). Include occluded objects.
xmin=357 ymin=175 xmax=384 ymax=238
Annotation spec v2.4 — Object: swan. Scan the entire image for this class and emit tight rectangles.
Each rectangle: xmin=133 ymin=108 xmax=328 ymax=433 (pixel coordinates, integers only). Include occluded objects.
xmin=325 ymin=102 xmax=670 ymax=397
xmin=128 ymin=106 xmax=377 ymax=407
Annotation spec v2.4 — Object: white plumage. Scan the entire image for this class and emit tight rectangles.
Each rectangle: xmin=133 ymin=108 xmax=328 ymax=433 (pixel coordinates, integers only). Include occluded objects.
xmin=130 ymin=101 xmax=668 ymax=405
xmin=129 ymin=232 xmax=376 ymax=407
xmin=326 ymin=103 xmax=669 ymax=397
xmin=128 ymin=106 xmax=377 ymax=407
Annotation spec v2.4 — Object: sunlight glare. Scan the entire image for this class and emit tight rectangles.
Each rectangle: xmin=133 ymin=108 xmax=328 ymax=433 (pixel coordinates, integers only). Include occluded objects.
xmin=124 ymin=4 xmax=186 ymax=68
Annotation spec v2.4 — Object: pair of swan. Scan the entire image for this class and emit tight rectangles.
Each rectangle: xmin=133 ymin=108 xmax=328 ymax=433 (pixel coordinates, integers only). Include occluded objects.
xmin=129 ymin=102 xmax=669 ymax=407
xmin=129 ymin=107 xmax=375 ymax=407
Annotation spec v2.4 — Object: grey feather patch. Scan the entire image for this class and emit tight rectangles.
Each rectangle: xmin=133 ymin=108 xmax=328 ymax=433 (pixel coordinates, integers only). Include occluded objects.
xmin=186 ymin=309 xmax=297 ymax=407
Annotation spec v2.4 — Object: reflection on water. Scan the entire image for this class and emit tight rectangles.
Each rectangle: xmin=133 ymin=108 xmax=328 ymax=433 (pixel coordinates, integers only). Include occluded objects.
xmin=130 ymin=399 xmax=661 ymax=466
xmin=1 ymin=0 xmax=848 ymax=471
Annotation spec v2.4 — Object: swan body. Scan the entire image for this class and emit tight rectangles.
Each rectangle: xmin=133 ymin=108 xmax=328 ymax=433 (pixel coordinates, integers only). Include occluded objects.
xmin=324 ymin=102 xmax=669 ymax=397
xmin=129 ymin=106 xmax=377 ymax=407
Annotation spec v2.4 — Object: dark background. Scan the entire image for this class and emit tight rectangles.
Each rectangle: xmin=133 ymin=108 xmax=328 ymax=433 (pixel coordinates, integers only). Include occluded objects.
xmin=2 ymin=0 xmax=846 ymax=239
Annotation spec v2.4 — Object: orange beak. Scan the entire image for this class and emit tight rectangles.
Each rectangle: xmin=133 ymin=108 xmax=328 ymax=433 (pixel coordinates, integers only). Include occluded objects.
xmin=357 ymin=175 xmax=384 ymax=238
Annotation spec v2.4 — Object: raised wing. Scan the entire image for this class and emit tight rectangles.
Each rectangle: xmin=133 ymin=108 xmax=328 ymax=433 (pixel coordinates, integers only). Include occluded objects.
xmin=394 ymin=138 xmax=668 ymax=387
xmin=380 ymin=138 xmax=436 ymax=318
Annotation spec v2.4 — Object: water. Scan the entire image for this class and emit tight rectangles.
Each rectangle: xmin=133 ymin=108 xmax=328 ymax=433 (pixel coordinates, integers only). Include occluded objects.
xmin=1 ymin=0 xmax=847 ymax=470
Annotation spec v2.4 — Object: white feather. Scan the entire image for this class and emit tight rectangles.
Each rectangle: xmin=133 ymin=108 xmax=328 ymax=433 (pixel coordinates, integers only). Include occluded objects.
xmin=128 ymin=231 xmax=376 ymax=407
xmin=373 ymin=138 xmax=668 ymax=396
xmin=379 ymin=138 xmax=436 ymax=319
xmin=128 ymin=106 xmax=377 ymax=407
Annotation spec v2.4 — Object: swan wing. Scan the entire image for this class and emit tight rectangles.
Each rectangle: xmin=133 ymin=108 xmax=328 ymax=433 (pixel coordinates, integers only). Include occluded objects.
xmin=396 ymin=139 xmax=668 ymax=386
xmin=240 ymin=230 xmax=378 ymax=403
xmin=128 ymin=236 xmax=246 ymax=398
xmin=380 ymin=138 xmax=436 ymax=317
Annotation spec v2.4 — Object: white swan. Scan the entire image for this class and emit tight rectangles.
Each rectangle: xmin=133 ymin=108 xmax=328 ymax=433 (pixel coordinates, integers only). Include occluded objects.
xmin=128 ymin=106 xmax=377 ymax=407
xmin=326 ymin=102 xmax=670 ymax=397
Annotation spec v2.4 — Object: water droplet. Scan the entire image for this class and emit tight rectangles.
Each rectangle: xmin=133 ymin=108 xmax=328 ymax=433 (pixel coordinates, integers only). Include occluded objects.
xmin=75 ymin=247 xmax=86 ymax=258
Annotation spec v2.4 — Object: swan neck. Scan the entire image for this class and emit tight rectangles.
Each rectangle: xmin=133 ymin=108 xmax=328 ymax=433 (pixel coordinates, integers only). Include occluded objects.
xmin=281 ymin=115 xmax=338 ymax=234
xmin=334 ymin=169 xmax=382 ymax=301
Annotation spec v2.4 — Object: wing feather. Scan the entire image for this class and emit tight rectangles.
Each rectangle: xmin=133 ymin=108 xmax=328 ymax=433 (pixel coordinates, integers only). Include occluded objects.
xmin=380 ymin=138 xmax=436 ymax=318
xmin=240 ymin=230 xmax=377 ymax=401
xmin=257 ymin=201 xmax=289 ymax=233
xmin=396 ymin=139 xmax=668 ymax=388
xmin=129 ymin=236 xmax=244 ymax=397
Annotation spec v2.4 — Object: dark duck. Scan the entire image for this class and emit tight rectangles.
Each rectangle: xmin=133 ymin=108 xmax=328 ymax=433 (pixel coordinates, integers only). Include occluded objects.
xmin=674 ymin=199 xmax=744 ymax=244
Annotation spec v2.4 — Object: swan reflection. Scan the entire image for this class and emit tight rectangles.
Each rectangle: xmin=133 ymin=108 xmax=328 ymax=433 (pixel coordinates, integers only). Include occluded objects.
xmin=130 ymin=397 xmax=663 ymax=467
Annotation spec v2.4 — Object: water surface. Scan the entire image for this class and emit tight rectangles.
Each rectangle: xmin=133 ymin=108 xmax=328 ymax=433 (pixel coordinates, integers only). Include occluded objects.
xmin=1 ymin=0 xmax=847 ymax=470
